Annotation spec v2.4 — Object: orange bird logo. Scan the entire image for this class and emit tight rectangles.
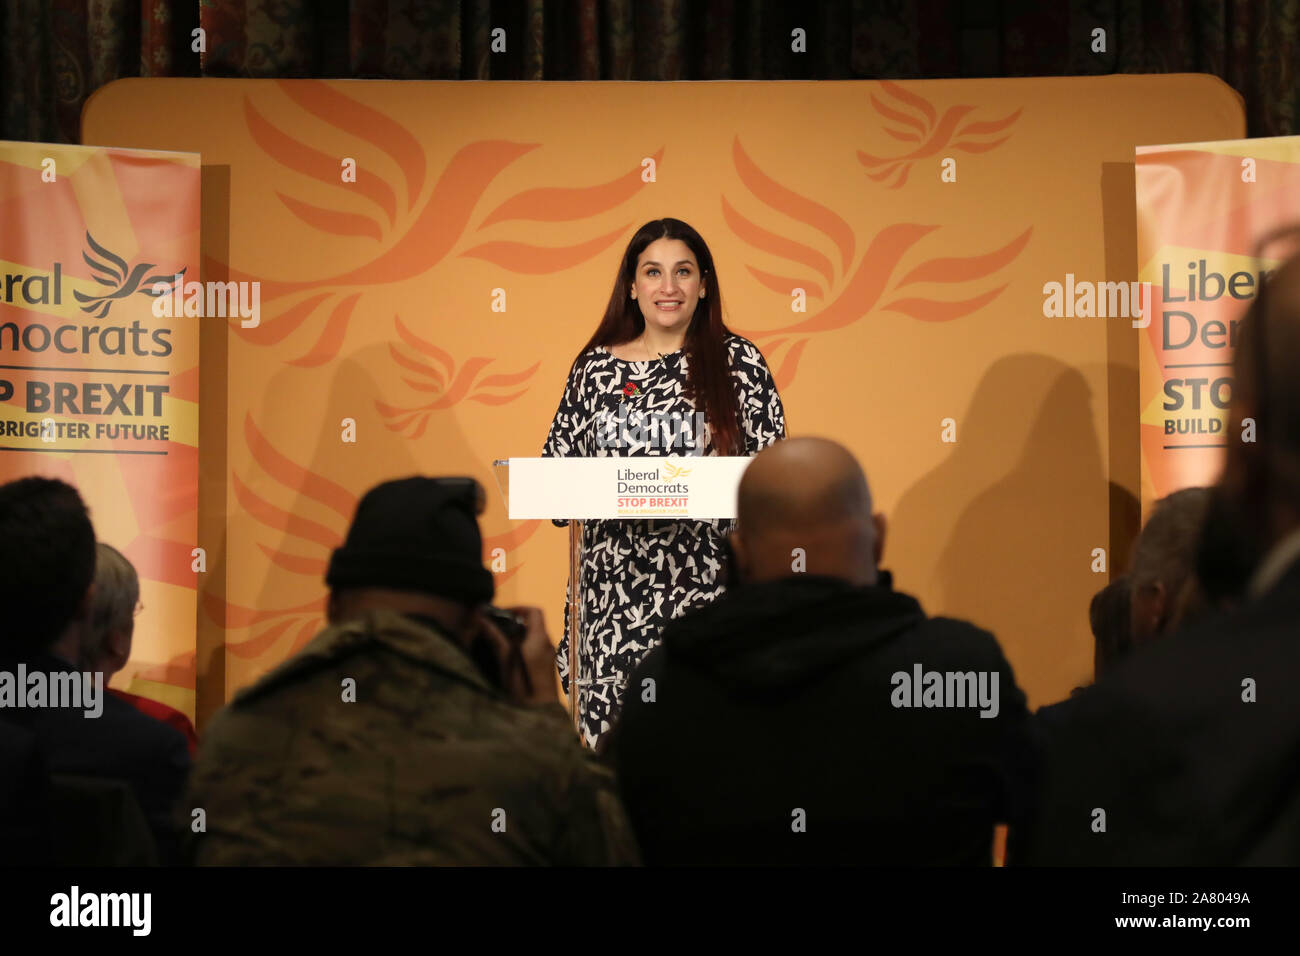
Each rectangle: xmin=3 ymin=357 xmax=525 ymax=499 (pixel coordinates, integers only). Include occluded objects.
xmin=723 ymin=135 xmax=1031 ymax=390
xmin=210 ymin=81 xmax=662 ymax=369
xmin=857 ymin=81 xmax=1022 ymax=189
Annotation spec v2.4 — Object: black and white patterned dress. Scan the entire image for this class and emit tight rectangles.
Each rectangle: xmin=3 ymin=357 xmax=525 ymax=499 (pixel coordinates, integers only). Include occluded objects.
xmin=542 ymin=333 xmax=786 ymax=746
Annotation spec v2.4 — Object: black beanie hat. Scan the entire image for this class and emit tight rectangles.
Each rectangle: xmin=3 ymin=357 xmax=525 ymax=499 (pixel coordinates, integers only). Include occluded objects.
xmin=325 ymin=476 xmax=495 ymax=605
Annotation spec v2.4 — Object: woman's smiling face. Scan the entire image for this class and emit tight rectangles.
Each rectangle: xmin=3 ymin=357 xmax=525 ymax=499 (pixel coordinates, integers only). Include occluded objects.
xmin=631 ymin=238 xmax=704 ymax=334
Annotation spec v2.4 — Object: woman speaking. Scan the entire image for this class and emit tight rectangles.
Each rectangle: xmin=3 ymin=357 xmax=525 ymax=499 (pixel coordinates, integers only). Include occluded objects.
xmin=543 ymin=218 xmax=786 ymax=747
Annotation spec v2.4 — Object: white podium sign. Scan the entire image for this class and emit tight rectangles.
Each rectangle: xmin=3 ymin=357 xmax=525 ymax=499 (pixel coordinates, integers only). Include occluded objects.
xmin=506 ymin=456 xmax=750 ymax=520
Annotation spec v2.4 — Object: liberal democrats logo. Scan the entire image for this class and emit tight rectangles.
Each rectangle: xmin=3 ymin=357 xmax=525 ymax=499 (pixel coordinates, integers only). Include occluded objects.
xmin=616 ymin=458 xmax=691 ymax=514
xmin=74 ymin=233 xmax=184 ymax=319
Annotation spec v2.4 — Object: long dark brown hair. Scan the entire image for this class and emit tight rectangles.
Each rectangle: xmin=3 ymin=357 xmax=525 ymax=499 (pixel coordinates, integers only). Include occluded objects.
xmin=576 ymin=218 xmax=742 ymax=456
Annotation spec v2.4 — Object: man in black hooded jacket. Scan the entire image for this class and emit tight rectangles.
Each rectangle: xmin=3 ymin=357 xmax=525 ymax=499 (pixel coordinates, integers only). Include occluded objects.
xmin=605 ymin=436 xmax=1036 ymax=864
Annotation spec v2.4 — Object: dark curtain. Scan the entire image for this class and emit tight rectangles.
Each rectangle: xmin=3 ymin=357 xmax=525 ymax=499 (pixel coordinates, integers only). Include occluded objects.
xmin=2 ymin=0 xmax=1297 ymax=144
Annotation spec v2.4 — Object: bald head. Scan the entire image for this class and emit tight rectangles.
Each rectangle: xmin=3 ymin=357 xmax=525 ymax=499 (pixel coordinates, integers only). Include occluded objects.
xmin=731 ymin=437 xmax=883 ymax=586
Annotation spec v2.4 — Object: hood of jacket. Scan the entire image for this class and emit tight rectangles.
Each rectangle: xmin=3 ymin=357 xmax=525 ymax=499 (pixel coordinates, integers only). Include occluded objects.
xmin=659 ymin=571 xmax=926 ymax=695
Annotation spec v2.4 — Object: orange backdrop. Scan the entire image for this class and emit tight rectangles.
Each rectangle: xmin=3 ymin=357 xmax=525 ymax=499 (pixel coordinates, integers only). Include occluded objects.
xmin=82 ymin=75 xmax=1243 ymax=722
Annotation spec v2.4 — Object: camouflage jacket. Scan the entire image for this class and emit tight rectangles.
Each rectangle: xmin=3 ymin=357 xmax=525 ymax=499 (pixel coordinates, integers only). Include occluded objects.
xmin=185 ymin=608 xmax=640 ymax=865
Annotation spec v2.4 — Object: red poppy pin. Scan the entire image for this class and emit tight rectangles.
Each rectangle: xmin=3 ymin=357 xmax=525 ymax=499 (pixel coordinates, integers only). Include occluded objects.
xmin=620 ymin=381 xmax=640 ymax=401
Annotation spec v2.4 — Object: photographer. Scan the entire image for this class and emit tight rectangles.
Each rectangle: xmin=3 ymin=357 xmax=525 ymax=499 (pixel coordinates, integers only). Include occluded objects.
xmin=186 ymin=476 xmax=639 ymax=866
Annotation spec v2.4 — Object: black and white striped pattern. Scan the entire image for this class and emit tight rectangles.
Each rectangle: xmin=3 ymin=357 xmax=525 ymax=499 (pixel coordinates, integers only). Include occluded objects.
xmin=542 ymin=334 xmax=786 ymax=747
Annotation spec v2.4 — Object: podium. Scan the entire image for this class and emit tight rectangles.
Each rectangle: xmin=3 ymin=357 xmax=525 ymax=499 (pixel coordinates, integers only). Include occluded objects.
xmin=493 ymin=456 xmax=751 ymax=737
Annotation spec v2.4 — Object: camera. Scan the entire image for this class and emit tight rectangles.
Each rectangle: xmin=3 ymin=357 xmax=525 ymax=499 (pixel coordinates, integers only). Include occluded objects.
xmin=482 ymin=605 xmax=526 ymax=642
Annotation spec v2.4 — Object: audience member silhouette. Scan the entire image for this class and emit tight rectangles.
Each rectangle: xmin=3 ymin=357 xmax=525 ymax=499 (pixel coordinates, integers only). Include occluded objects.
xmin=1128 ymin=487 xmax=1211 ymax=647
xmin=81 ymin=543 xmax=199 ymax=756
xmin=606 ymin=437 xmax=1036 ymax=864
xmin=186 ymin=476 xmax=639 ymax=865
xmin=0 ymin=477 xmax=190 ymax=864
xmin=1021 ymin=247 xmax=1300 ymax=864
